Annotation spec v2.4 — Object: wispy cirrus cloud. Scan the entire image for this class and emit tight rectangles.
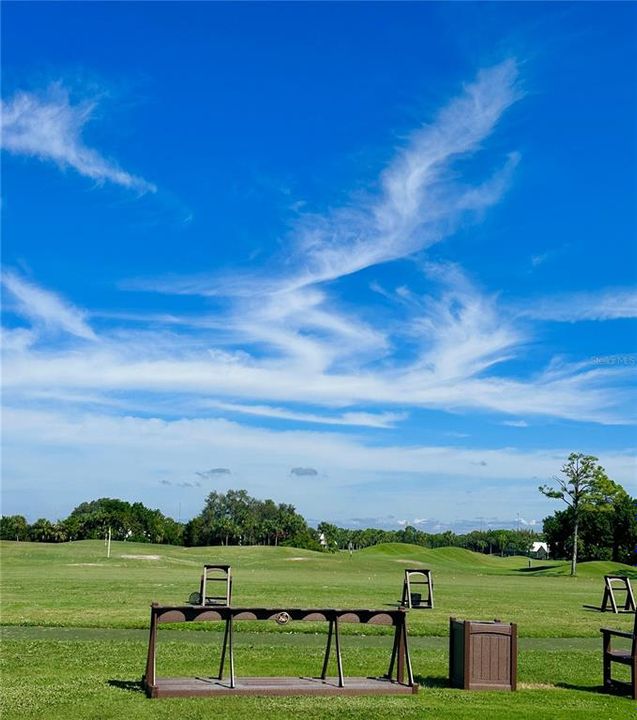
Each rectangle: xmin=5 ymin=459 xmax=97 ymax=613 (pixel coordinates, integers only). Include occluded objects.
xmin=517 ymin=288 xmax=637 ymax=322
xmin=1 ymin=271 xmax=97 ymax=341
xmin=130 ymin=59 xmax=522 ymax=297
xmin=116 ymin=61 xmax=526 ymax=400
xmin=2 ymin=314 xmax=633 ymax=425
xmin=2 ymin=263 xmax=634 ymax=426
xmin=405 ymin=262 xmax=523 ymax=382
xmin=202 ymin=400 xmax=407 ymax=428
xmin=2 ymin=61 xmax=634 ymax=429
xmin=1 ymin=84 xmax=156 ymax=193
xmin=284 ymin=59 xmax=521 ymax=290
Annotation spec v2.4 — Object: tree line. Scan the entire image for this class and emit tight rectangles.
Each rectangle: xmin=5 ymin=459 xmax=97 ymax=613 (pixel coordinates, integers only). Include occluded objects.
xmin=315 ymin=522 xmax=541 ymax=556
xmin=0 ymin=494 xmax=543 ymax=556
xmin=1 ymin=457 xmax=635 ymax=566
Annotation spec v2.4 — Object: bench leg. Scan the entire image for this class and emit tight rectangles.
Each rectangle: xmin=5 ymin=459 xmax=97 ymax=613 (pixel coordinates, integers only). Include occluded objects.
xmin=320 ymin=620 xmax=333 ymax=680
xmin=144 ymin=611 xmax=157 ymax=689
xmin=400 ymin=618 xmax=414 ymax=686
xmin=386 ymin=624 xmax=400 ymax=681
xmin=603 ymin=655 xmax=612 ymax=689
xmin=228 ymin=616 xmax=235 ymax=689
xmin=334 ymin=617 xmax=344 ymax=688
xmin=218 ymin=617 xmax=230 ymax=680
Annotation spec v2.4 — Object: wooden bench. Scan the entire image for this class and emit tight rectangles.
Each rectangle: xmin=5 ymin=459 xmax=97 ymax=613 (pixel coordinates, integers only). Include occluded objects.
xmin=601 ymin=611 xmax=637 ymax=699
xmin=143 ymin=604 xmax=418 ymax=698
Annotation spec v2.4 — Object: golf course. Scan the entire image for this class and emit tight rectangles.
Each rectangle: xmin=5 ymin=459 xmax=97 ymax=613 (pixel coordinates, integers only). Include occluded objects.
xmin=1 ymin=539 xmax=636 ymax=719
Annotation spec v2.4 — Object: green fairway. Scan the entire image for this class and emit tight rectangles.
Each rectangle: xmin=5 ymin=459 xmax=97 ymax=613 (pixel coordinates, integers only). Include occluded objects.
xmin=2 ymin=540 xmax=635 ymax=637
xmin=1 ymin=540 xmax=635 ymax=718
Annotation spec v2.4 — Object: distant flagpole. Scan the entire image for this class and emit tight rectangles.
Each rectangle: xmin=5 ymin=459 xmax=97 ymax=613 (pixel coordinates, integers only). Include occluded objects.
xmin=106 ymin=527 xmax=112 ymax=559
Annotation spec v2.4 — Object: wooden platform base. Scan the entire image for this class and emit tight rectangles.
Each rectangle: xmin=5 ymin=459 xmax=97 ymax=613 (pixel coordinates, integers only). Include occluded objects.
xmin=145 ymin=676 xmax=419 ymax=698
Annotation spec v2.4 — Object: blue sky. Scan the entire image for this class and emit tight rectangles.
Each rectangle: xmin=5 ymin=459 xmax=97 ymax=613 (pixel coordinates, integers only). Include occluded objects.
xmin=2 ymin=2 xmax=636 ymax=531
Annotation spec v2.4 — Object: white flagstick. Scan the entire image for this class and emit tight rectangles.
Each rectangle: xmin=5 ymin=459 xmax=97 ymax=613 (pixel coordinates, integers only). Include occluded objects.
xmin=106 ymin=527 xmax=112 ymax=559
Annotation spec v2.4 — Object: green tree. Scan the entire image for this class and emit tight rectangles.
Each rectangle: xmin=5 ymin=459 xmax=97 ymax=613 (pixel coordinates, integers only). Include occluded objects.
xmin=544 ymin=489 xmax=637 ymax=565
xmin=63 ymin=498 xmax=180 ymax=545
xmin=0 ymin=515 xmax=29 ymax=541
xmin=317 ymin=522 xmax=340 ymax=551
xmin=28 ymin=518 xmax=67 ymax=542
xmin=539 ymin=453 xmax=619 ymax=576
xmin=610 ymin=491 xmax=637 ymax=564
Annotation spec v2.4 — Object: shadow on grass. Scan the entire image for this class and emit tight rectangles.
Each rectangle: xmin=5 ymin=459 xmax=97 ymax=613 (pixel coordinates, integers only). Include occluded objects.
xmin=555 ymin=682 xmax=613 ymax=695
xmin=414 ymin=674 xmax=449 ymax=689
xmin=107 ymin=679 xmax=145 ymax=695
xmin=582 ymin=604 xmax=603 ymax=613
xmin=513 ymin=565 xmax=561 ymax=574
xmin=582 ymin=604 xmax=635 ymax=614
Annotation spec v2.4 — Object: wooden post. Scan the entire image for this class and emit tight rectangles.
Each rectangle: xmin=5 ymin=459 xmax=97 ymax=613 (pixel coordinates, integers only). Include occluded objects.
xmin=333 ymin=616 xmax=344 ymax=687
xmin=228 ymin=615 xmax=235 ymax=688
xmin=144 ymin=605 xmax=158 ymax=689
xmin=401 ymin=615 xmax=414 ymax=686
xmin=321 ymin=619 xmax=334 ymax=680
xmin=386 ymin=624 xmax=399 ymax=681
xmin=602 ymin=629 xmax=612 ymax=688
xmin=218 ymin=617 xmax=231 ymax=680
xmin=603 ymin=577 xmax=619 ymax=613
xmin=397 ymin=618 xmax=405 ymax=685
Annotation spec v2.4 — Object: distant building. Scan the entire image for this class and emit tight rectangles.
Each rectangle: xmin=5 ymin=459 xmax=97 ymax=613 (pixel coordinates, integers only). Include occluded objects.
xmin=530 ymin=541 xmax=549 ymax=560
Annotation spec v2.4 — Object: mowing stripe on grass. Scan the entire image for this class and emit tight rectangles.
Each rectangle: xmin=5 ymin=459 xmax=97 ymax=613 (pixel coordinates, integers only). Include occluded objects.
xmin=0 ymin=625 xmax=601 ymax=651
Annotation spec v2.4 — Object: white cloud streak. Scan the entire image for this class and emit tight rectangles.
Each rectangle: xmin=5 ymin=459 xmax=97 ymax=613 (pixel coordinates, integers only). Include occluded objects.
xmin=285 ymin=60 xmax=521 ymax=290
xmin=2 ymin=271 xmax=97 ymax=341
xmin=2 ymin=263 xmax=634 ymax=426
xmin=407 ymin=262 xmax=523 ymax=382
xmin=1 ymin=85 xmax=156 ymax=193
xmin=130 ymin=59 xmax=521 ymax=297
xmin=202 ymin=401 xmax=407 ymax=428
xmin=518 ymin=288 xmax=637 ymax=322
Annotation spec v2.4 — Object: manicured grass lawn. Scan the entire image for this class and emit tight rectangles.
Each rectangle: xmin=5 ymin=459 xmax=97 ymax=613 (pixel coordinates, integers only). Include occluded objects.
xmin=1 ymin=540 xmax=635 ymax=637
xmin=1 ymin=630 xmax=634 ymax=719
xmin=1 ymin=540 xmax=635 ymax=718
